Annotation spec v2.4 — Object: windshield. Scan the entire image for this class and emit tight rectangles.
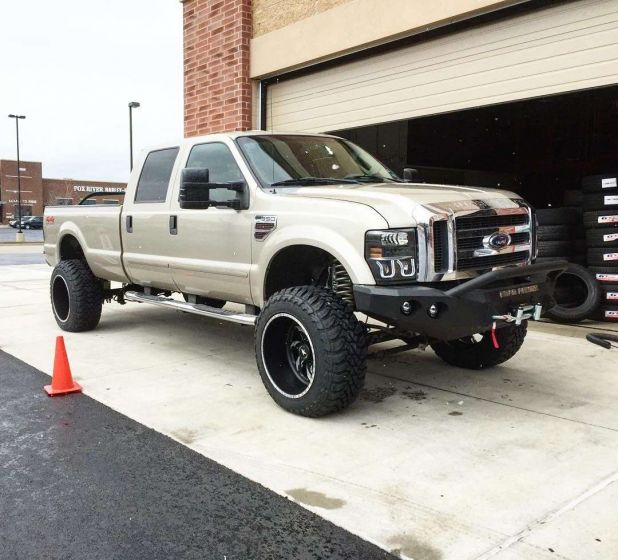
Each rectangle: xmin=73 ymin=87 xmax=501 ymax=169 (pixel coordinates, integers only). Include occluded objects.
xmin=236 ymin=135 xmax=400 ymax=187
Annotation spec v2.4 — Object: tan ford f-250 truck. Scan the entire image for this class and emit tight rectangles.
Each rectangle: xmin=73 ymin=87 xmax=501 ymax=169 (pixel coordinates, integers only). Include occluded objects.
xmin=44 ymin=132 xmax=565 ymax=417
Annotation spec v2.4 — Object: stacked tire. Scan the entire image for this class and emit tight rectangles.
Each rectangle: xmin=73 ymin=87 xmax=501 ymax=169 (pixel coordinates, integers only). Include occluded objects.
xmin=536 ymin=207 xmax=579 ymax=262
xmin=536 ymin=206 xmax=600 ymax=323
xmin=583 ymin=173 xmax=618 ymax=322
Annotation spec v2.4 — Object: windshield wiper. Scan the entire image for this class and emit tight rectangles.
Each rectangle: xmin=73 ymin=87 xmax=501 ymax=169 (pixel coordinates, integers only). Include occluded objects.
xmin=271 ymin=176 xmax=359 ymax=187
xmin=345 ymin=174 xmax=402 ymax=183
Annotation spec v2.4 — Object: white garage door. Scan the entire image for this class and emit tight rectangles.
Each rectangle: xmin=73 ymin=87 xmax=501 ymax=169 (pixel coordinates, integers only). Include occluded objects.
xmin=266 ymin=0 xmax=618 ymax=133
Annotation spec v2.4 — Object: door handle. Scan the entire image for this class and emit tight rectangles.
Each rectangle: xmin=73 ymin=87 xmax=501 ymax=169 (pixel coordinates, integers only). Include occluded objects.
xmin=169 ymin=215 xmax=178 ymax=235
xmin=126 ymin=215 xmax=133 ymax=233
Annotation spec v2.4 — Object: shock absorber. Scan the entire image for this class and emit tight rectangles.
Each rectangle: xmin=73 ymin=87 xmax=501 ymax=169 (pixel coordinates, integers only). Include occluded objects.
xmin=331 ymin=259 xmax=354 ymax=305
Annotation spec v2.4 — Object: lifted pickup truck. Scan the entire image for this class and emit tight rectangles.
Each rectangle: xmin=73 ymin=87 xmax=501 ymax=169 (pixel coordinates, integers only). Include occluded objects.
xmin=44 ymin=132 xmax=564 ymax=416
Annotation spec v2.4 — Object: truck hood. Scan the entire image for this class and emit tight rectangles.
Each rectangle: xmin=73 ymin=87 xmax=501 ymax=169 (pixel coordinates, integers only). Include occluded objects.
xmin=280 ymin=182 xmax=522 ymax=227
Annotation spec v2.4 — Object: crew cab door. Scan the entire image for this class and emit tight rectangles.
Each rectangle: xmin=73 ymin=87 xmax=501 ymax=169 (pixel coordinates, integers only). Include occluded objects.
xmin=121 ymin=147 xmax=180 ymax=290
xmin=168 ymin=140 xmax=253 ymax=304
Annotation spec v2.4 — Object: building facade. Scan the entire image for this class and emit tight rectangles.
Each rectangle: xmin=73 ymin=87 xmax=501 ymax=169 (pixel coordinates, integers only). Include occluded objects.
xmin=0 ymin=159 xmax=126 ymax=224
xmin=181 ymin=0 xmax=618 ymax=208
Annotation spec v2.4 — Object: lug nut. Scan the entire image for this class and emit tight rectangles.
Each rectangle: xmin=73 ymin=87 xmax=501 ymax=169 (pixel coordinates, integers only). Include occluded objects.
xmin=401 ymin=301 xmax=412 ymax=315
xmin=428 ymin=303 xmax=439 ymax=318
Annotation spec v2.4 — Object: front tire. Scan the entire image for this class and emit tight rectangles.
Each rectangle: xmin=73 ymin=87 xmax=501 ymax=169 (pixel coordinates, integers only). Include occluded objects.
xmin=431 ymin=322 xmax=527 ymax=369
xmin=51 ymin=259 xmax=103 ymax=332
xmin=255 ymin=286 xmax=367 ymax=417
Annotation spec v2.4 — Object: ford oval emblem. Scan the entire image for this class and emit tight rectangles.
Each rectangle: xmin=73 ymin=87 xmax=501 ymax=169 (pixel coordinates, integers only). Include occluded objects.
xmin=488 ymin=232 xmax=512 ymax=249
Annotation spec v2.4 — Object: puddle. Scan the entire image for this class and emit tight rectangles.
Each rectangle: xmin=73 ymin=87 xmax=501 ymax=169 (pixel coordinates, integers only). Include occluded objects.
xmin=286 ymin=488 xmax=346 ymax=510
xmin=388 ymin=533 xmax=443 ymax=560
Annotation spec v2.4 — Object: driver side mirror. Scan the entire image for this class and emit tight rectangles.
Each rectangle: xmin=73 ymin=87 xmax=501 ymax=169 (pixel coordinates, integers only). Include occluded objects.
xmin=179 ymin=167 xmax=248 ymax=210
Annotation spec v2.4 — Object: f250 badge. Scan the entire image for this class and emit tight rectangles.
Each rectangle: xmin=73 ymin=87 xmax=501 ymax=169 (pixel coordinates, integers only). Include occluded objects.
xmin=254 ymin=215 xmax=277 ymax=241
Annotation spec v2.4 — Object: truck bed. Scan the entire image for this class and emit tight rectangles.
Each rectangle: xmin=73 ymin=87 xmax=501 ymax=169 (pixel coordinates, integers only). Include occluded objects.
xmin=43 ymin=204 xmax=128 ymax=283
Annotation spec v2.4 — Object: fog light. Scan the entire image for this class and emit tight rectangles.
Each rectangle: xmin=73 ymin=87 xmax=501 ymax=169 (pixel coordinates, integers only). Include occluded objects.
xmin=428 ymin=303 xmax=439 ymax=318
xmin=401 ymin=301 xmax=412 ymax=315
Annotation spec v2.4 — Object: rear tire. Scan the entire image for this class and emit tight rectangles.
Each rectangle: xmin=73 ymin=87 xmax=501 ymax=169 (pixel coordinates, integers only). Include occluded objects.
xmin=255 ymin=286 xmax=367 ymax=417
xmin=50 ymin=259 xmax=103 ymax=332
xmin=431 ymin=323 xmax=527 ymax=370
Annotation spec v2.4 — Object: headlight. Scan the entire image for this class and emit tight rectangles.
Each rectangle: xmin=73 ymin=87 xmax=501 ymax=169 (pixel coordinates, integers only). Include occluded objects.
xmin=365 ymin=228 xmax=418 ymax=284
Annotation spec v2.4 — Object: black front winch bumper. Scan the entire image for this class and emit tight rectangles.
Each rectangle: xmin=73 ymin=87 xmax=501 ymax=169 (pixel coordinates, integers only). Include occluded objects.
xmin=354 ymin=262 xmax=568 ymax=341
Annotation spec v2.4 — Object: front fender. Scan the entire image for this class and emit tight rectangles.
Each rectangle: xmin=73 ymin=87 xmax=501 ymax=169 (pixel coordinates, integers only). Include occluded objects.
xmin=251 ymin=224 xmax=376 ymax=307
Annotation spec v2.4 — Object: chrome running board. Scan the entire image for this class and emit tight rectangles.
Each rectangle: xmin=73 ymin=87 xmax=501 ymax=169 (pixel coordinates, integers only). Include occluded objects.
xmin=124 ymin=291 xmax=257 ymax=326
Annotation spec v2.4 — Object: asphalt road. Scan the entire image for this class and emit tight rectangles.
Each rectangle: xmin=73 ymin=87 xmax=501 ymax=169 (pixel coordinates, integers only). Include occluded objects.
xmin=0 ymin=350 xmax=393 ymax=560
xmin=0 ymin=252 xmax=46 ymax=265
xmin=0 ymin=227 xmax=43 ymax=242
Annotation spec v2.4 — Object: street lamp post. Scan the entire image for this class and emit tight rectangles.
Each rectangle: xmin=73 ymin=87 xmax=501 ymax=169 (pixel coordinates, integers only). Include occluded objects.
xmin=8 ymin=114 xmax=26 ymax=242
xmin=128 ymin=102 xmax=140 ymax=171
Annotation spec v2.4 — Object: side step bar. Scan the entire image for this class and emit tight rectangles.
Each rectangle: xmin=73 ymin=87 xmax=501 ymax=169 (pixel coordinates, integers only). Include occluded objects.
xmin=124 ymin=291 xmax=257 ymax=326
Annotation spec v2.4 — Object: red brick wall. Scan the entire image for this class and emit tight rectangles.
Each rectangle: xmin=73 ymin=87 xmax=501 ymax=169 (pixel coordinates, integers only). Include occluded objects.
xmin=183 ymin=0 xmax=252 ymax=137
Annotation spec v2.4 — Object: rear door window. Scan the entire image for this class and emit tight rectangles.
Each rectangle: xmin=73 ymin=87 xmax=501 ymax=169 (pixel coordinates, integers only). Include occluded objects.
xmin=134 ymin=147 xmax=179 ymax=203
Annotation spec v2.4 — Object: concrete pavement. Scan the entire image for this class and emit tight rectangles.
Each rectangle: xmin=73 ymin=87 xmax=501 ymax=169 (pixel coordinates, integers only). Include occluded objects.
xmin=1 ymin=261 xmax=617 ymax=560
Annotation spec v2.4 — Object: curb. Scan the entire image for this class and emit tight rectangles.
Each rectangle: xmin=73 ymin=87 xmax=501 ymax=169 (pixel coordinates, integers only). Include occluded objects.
xmin=0 ymin=241 xmax=44 ymax=246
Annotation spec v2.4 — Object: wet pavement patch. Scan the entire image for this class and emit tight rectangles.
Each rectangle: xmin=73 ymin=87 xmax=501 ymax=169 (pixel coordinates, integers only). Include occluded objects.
xmin=388 ymin=533 xmax=443 ymax=560
xmin=401 ymin=387 xmax=427 ymax=401
xmin=360 ymin=385 xmax=397 ymax=403
xmin=0 ymin=350 xmax=394 ymax=560
xmin=286 ymin=488 xmax=347 ymax=510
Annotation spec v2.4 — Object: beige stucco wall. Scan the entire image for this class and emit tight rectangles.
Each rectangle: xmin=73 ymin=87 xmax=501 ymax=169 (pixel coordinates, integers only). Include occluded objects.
xmin=253 ymin=0 xmax=352 ymax=37
xmin=250 ymin=0 xmax=529 ymax=78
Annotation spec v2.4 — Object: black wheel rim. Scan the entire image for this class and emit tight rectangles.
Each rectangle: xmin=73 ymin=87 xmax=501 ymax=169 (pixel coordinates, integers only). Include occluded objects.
xmin=261 ymin=313 xmax=315 ymax=398
xmin=52 ymin=275 xmax=70 ymax=322
xmin=285 ymin=324 xmax=314 ymax=386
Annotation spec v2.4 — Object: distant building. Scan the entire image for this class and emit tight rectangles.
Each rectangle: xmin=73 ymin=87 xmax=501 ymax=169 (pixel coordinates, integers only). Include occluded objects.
xmin=0 ymin=159 xmax=126 ymax=224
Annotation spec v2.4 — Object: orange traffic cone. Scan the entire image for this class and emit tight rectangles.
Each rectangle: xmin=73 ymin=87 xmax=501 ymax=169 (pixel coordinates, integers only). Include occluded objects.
xmin=44 ymin=336 xmax=82 ymax=396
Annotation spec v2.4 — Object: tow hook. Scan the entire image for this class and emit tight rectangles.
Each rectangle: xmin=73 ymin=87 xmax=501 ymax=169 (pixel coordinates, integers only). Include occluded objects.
xmin=492 ymin=303 xmax=543 ymax=326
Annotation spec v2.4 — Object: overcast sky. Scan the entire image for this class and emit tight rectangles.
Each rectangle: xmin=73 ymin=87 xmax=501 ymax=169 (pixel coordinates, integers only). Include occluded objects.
xmin=0 ymin=0 xmax=183 ymax=183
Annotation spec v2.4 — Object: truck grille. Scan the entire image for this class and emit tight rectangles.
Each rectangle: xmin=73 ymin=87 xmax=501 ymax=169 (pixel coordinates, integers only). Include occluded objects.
xmin=432 ymin=220 xmax=449 ymax=273
xmin=455 ymin=210 xmax=531 ymax=272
